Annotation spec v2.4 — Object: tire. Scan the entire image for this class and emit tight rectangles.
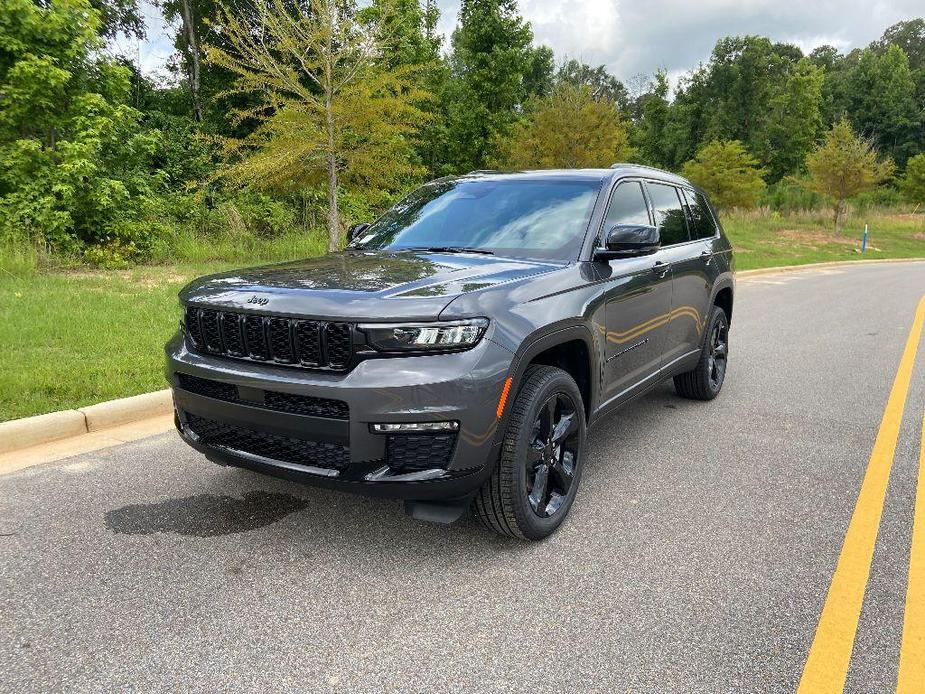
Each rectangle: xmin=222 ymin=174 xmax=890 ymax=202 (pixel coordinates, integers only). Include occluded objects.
xmin=673 ymin=305 xmax=729 ymax=401
xmin=473 ymin=365 xmax=587 ymax=540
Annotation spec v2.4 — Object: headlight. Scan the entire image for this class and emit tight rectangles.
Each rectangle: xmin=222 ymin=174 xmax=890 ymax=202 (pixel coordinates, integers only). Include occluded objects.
xmin=360 ymin=318 xmax=488 ymax=352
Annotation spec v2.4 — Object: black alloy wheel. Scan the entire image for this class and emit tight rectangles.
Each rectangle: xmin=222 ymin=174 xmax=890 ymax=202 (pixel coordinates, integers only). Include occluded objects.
xmin=707 ymin=317 xmax=728 ymax=391
xmin=526 ymin=392 xmax=580 ymax=518
xmin=673 ymin=305 xmax=729 ymax=400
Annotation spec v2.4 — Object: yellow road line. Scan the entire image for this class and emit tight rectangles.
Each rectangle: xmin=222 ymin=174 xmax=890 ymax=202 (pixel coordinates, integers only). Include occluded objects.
xmin=798 ymin=294 xmax=925 ymax=694
xmin=897 ymin=403 xmax=925 ymax=693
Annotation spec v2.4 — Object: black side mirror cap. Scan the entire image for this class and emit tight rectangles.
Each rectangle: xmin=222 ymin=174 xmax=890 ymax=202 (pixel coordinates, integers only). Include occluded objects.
xmin=594 ymin=223 xmax=660 ymax=260
xmin=347 ymin=222 xmax=371 ymax=242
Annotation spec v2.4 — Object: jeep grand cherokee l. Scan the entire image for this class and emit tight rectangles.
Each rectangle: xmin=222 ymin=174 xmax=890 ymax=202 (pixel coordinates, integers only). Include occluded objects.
xmin=166 ymin=165 xmax=734 ymax=540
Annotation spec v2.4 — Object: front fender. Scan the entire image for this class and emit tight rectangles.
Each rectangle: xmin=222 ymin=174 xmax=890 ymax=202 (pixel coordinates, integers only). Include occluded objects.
xmin=490 ymin=322 xmax=600 ymax=448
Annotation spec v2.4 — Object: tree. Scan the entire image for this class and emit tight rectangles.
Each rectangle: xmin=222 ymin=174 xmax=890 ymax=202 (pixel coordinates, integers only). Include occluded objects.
xmin=497 ymin=83 xmax=635 ymax=169
xmin=556 ymin=59 xmax=629 ymax=109
xmin=88 ymin=0 xmax=145 ymax=38
xmin=206 ymin=0 xmax=431 ymax=251
xmin=158 ymin=0 xmax=212 ymax=121
xmin=361 ymin=0 xmax=441 ymax=68
xmin=875 ymin=19 xmax=925 ymax=68
xmin=802 ymin=120 xmax=895 ymax=235
xmin=0 ymin=0 xmax=162 ymax=256
xmin=661 ymin=35 xmax=817 ymax=177
xmin=844 ymin=46 xmax=921 ymax=166
xmin=900 ymin=153 xmax=925 ymax=205
xmin=765 ymin=59 xmax=823 ymax=181
xmin=681 ymin=140 xmax=765 ymax=210
xmin=440 ymin=0 xmax=550 ymax=173
xmin=631 ymin=69 xmax=671 ymax=167
xmin=874 ymin=20 xmax=925 ymax=123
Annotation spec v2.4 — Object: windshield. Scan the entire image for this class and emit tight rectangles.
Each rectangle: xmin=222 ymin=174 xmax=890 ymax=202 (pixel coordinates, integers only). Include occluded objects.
xmin=350 ymin=178 xmax=601 ymax=262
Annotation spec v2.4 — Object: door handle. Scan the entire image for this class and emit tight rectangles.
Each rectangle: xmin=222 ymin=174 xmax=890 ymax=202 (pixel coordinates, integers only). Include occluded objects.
xmin=652 ymin=261 xmax=669 ymax=279
xmin=700 ymin=250 xmax=713 ymax=265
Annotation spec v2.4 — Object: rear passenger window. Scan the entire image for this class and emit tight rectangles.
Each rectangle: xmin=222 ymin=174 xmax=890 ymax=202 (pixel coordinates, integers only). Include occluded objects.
xmin=646 ymin=183 xmax=689 ymax=246
xmin=684 ymin=189 xmax=718 ymax=240
xmin=603 ymin=182 xmax=650 ymax=229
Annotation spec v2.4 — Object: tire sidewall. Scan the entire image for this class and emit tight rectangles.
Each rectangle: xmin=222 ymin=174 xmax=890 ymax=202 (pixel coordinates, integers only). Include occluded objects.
xmin=705 ymin=307 xmax=728 ymax=396
xmin=507 ymin=370 xmax=587 ymax=540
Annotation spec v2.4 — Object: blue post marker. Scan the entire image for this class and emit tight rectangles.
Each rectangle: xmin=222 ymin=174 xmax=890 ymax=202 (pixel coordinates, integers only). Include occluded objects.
xmin=861 ymin=224 xmax=868 ymax=254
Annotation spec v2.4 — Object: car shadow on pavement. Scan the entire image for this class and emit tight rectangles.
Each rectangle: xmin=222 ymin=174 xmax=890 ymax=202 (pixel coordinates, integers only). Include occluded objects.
xmin=104 ymin=491 xmax=310 ymax=536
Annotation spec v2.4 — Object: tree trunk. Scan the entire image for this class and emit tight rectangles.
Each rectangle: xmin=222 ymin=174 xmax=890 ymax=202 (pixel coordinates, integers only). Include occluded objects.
xmin=325 ymin=94 xmax=339 ymax=252
xmin=834 ymin=198 xmax=847 ymax=236
xmin=178 ymin=0 xmax=203 ymax=122
xmin=326 ymin=154 xmax=339 ymax=252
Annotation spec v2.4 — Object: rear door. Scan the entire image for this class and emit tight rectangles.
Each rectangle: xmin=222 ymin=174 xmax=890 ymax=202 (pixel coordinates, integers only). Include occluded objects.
xmin=647 ymin=183 xmax=715 ymax=366
xmin=600 ymin=180 xmax=673 ymax=403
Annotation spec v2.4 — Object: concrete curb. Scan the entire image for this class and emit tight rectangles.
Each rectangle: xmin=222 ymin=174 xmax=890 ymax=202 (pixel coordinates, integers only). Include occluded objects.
xmin=737 ymin=257 xmax=925 ymax=279
xmin=0 ymin=390 xmax=172 ymax=455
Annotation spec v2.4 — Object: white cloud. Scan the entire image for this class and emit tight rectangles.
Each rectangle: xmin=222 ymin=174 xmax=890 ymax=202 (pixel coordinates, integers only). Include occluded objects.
xmin=436 ymin=0 xmax=924 ymax=85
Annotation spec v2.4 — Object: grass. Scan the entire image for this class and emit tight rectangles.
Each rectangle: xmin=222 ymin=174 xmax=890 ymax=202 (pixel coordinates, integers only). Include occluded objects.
xmin=1 ymin=210 xmax=923 ymax=422
xmin=0 ymin=263 xmax=233 ymax=421
xmin=723 ymin=208 xmax=925 ymax=270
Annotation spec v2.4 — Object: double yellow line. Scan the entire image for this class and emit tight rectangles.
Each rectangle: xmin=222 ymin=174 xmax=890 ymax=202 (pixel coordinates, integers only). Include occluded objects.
xmin=798 ymin=295 xmax=925 ymax=693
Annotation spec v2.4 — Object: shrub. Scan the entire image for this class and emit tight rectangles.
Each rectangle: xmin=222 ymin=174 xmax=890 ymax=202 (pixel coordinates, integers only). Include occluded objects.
xmin=682 ymin=140 xmax=766 ymax=210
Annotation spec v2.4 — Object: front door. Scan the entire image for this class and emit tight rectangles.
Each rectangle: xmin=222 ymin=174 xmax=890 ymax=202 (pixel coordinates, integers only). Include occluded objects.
xmin=600 ymin=181 xmax=673 ymax=403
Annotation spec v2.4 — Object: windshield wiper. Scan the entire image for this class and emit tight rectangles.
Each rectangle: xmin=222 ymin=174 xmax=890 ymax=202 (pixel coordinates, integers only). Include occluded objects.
xmin=400 ymin=246 xmax=495 ymax=255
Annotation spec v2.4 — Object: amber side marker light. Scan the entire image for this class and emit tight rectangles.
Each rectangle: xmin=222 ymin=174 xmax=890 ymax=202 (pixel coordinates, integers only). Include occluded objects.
xmin=496 ymin=377 xmax=513 ymax=419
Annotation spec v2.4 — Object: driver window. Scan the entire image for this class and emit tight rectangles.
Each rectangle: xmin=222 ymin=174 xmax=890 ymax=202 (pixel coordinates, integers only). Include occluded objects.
xmin=603 ymin=182 xmax=651 ymax=230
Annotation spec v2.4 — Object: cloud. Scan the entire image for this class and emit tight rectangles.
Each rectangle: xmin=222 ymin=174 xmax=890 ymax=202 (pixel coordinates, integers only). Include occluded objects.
xmin=436 ymin=0 xmax=924 ymax=84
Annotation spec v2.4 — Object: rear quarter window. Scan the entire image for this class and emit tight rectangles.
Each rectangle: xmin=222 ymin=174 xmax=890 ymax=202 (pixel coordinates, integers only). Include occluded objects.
xmin=684 ymin=189 xmax=719 ymax=240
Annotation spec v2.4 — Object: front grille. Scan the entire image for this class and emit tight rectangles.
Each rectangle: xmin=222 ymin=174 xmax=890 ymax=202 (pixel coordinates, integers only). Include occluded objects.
xmin=184 ymin=413 xmax=350 ymax=470
xmin=184 ymin=307 xmax=353 ymax=371
xmin=177 ymin=373 xmax=349 ymax=420
xmin=386 ymin=433 xmax=457 ymax=471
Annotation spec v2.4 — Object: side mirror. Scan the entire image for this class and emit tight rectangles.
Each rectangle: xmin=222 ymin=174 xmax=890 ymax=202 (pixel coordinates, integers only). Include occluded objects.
xmin=594 ymin=223 xmax=660 ymax=260
xmin=347 ymin=222 xmax=371 ymax=243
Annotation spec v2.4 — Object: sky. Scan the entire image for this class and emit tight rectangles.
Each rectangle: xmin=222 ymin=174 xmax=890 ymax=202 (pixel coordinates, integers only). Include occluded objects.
xmin=117 ymin=0 xmax=925 ymax=89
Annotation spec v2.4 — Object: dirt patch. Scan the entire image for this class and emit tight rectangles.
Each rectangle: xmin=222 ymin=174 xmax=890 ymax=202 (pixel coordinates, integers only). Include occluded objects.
xmin=777 ymin=229 xmax=858 ymax=247
xmin=63 ymin=269 xmax=191 ymax=287
xmin=891 ymin=213 xmax=925 ymax=222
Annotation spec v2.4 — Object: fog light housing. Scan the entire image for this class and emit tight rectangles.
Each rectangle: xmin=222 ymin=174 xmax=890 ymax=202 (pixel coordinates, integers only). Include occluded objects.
xmin=371 ymin=421 xmax=459 ymax=433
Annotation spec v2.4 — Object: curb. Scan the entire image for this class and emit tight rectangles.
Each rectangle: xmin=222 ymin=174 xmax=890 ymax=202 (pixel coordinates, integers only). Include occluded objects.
xmin=737 ymin=257 xmax=925 ymax=279
xmin=0 ymin=390 xmax=172 ymax=455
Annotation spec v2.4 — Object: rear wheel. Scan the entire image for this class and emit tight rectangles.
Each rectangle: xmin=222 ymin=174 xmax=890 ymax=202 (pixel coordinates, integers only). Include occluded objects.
xmin=473 ymin=366 xmax=586 ymax=540
xmin=673 ymin=305 xmax=729 ymax=400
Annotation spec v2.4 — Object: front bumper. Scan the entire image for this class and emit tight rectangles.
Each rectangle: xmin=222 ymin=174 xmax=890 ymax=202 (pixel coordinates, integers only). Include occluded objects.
xmin=165 ymin=332 xmax=513 ymax=500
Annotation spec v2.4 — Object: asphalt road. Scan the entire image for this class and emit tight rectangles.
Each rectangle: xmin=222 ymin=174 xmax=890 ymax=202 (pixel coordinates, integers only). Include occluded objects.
xmin=2 ymin=261 xmax=925 ymax=693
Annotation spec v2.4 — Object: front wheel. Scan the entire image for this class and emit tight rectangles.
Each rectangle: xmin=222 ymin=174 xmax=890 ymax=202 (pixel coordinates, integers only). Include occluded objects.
xmin=473 ymin=366 xmax=586 ymax=540
xmin=673 ymin=305 xmax=729 ymax=400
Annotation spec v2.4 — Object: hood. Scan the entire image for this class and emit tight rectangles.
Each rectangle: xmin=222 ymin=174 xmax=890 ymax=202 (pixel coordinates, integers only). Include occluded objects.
xmin=179 ymin=250 xmax=561 ymax=321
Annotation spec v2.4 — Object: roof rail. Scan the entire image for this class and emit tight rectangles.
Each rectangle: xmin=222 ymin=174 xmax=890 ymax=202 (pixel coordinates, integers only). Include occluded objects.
xmin=610 ymin=162 xmax=666 ymax=172
xmin=467 ymin=169 xmax=501 ymax=174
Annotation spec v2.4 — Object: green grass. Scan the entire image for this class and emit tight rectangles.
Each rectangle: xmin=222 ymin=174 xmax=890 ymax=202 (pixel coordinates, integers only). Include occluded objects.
xmin=1 ymin=211 xmax=923 ymax=422
xmin=723 ymin=209 xmax=925 ymax=270
xmin=0 ymin=263 xmax=234 ymax=421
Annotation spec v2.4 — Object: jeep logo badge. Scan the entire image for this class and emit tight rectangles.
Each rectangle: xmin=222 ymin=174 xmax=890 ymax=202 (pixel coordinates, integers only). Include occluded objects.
xmin=247 ymin=295 xmax=269 ymax=306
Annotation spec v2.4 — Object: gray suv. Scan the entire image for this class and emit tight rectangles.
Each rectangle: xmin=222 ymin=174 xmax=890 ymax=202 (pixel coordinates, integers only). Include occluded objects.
xmin=166 ymin=165 xmax=734 ymax=540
